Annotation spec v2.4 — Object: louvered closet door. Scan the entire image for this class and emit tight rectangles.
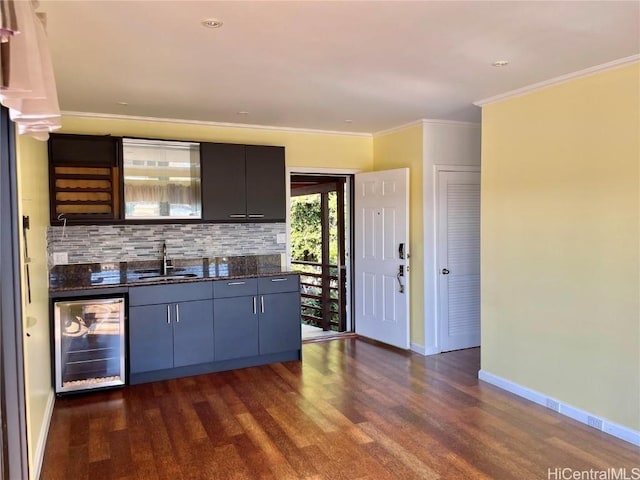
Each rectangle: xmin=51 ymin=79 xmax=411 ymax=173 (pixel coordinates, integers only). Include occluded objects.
xmin=437 ymin=170 xmax=480 ymax=352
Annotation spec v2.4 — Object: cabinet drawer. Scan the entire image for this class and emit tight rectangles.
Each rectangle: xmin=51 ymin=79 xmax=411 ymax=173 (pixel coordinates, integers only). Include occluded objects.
xmin=213 ymin=278 xmax=258 ymax=298
xmin=258 ymin=275 xmax=300 ymax=294
xmin=129 ymin=282 xmax=213 ymax=306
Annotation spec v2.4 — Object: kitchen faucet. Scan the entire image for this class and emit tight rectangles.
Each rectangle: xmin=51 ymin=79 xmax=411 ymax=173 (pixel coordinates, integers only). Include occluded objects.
xmin=161 ymin=241 xmax=173 ymax=275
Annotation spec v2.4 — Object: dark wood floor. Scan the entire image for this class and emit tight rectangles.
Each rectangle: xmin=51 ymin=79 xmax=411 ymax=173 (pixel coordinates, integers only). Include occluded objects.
xmin=40 ymin=339 xmax=639 ymax=480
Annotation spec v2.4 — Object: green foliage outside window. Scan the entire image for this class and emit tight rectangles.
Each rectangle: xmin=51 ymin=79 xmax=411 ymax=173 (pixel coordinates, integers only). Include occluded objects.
xmin=290 ymin=193 xmax=338 ymax=265
xmin=290 ymin=192 xmax=341 ymax=331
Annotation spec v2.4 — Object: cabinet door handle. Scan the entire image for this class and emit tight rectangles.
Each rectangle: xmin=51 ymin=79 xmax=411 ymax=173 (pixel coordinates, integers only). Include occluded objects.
xmin=253 ymin=296 xmax=257 ymax=315
xmin=228 ymin=214 xmax=247 ymax=218
xmin=260 ymin=295 xmax=264 ymax=314
xmin=227 ymin=281 xmax=245 ymax=286
xmin=166 ymin=304 xmax=171 ymax=324
xmin=248 ymin=214 xmax=265 ymax=218
xmin=270 ymin=278 xmax=287 ymax=282
xmin=175 ymin=304 xmax=180 ymax=323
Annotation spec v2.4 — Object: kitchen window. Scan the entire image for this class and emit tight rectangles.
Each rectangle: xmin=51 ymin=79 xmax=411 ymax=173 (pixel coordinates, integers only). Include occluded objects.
xmin=123 ymin=138 xmax=202 ymax=219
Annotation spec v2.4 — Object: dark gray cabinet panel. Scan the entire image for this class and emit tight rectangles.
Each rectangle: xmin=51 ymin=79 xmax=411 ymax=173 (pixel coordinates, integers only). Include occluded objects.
xmin=200 ymin=142 xmax=285 ymax=222
xmin=173 ymin=300 xmax=214 ymax=367
xmin=129 ymin=304 xmax=174 ymax=373
xmin=259 ymin=292 xmax=302 ymax=355
xmin=200 ymin=142 xmax=246 ymax=221
xmin=213 ymin=274 xmax=301 ymax=359
xmin=128 ymin=282 xmax=214 ymax=375
xmin=214 ymin=296 xmax=259 ymax=361
xmin=245 ymin=145 xmax=286 ymax=221
xmin=49 ymin=133 xmax=119 ymax=167
xmin=257 ymin=275 xmax=299 ymax=294
xmin=212 ymin=278 xmax=257 ymax=298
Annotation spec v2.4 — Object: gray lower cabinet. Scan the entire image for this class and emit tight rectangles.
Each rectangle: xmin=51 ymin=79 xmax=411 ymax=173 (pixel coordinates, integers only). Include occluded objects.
xmin=129 ymin=304 xmax=174 ymax=373
xmin=213 ymin=278 xmax=259 ymax=361
xmin=213 ymin=275 xmax=301 ymax=361
xmin=129 ymin=283 xmax=214 ymax=374
xmin=214 ymin=296 xmax=259 ymax=361
xmin=173 ymin=300 xmax=215 ymax=367
xmin=129 ymin=275 xmax=300 ymax=383
xmin=259 ymin=291 xmax=302 ymax=355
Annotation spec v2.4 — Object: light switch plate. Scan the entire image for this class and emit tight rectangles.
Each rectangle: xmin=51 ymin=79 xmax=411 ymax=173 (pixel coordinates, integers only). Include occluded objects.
xmin=276 ymin=233 xmax=286 ymax=244
xmin=52 ymin=252 xmax=68 ymax=265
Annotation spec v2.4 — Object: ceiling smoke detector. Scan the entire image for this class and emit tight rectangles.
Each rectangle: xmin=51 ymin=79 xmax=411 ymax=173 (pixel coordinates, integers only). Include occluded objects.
xmin=202 ymin=18 xmax=223 ymax=29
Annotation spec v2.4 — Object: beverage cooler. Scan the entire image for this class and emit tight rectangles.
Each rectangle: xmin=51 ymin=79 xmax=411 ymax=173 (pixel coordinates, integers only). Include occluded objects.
xmin=53 ymin=297 xmax=126 ymax=394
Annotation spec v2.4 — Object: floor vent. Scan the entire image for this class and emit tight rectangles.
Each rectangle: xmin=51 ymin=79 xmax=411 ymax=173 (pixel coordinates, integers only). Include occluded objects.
xmin=587 ymin=416 xmax=603 ymax=430
xmin=545 ymin=399 xmax=560 ymax=411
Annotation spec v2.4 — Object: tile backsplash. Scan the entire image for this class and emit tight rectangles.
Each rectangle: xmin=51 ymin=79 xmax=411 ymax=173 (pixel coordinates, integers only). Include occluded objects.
xmin=47 ymin=223 xmax=286 ymax=265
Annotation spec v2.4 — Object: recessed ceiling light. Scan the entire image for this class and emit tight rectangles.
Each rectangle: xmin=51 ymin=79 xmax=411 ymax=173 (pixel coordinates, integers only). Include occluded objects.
xmin=202 ymin=18 xmax=223 ymax=29
xmin=116 ymin=101 xmax=128 ymax=106
xmin=237 ymin=111 xmax=249 ymax=115
xmin=492 ymin=60 xmax=509 ymax=67
xmin=344 ymin=120 xmax=353 ymax=123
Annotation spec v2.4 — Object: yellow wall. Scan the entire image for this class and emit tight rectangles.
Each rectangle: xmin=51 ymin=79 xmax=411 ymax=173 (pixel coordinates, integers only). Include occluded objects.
xmin=481 ymin=64 xmax=640 ymax=430
xmin=60 ymin=116 xmax=373 ymax=171
xmin=373 ymin=125 xmax=425 ymax=345
xmin=16 ymin=135 xmax=52 ymax=478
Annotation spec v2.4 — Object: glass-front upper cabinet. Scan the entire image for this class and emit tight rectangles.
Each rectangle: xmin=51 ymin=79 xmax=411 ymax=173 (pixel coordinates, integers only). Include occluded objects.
xmin=122 ymin=138 xmax=202 ymax=219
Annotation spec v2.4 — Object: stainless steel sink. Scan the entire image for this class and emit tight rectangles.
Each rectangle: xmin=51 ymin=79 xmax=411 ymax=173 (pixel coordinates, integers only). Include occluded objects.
xmin=136 ymin=273 xmax=198 ymax=281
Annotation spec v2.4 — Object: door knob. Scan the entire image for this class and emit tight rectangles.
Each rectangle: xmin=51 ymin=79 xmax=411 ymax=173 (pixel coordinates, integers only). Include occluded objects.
xmin=442 ymin=268 xmax=450 ymax=275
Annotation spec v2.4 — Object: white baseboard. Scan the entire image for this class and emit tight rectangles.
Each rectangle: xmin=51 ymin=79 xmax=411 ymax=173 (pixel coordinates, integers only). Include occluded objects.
xmin=478 ymin=370 xmax=640 ymax=447
xmin=32 ymin=390 xmax=55 ymax=480
xmin=410 ymin=343 xmax=441 ymax=356
xmin=422 ymin=345 xmax=441 ymax=356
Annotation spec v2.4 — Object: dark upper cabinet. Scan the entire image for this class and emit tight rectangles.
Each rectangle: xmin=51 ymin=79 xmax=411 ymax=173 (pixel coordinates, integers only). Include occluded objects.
xmin=201 ymin=142 xmax=285 ymax=222
xmin=200 ymin=143 xmax=246 ymax=220
xmin=49 ymin=134 xmax=119 ymax=167
xmin=48 ymin=133 xmax=123 ymax=225
xmin=245 ymin=145 xmax=286 ymax=221
xmin=47 ymin=134 xmax=286 ymax=225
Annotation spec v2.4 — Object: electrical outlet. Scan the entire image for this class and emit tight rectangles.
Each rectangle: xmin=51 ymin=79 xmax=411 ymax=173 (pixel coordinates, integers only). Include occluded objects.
xmin=52 ymin=252 xmax=68 ymax=265
xmin=276 ymin=233 xmax=286 ymax=244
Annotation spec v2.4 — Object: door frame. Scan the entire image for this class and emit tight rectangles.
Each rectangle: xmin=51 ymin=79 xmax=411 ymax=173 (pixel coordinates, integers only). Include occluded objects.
xmin=430 ymin=164 xmax=481 ymax=354
xmin=286 ymin=167 xmax=360 ymax=332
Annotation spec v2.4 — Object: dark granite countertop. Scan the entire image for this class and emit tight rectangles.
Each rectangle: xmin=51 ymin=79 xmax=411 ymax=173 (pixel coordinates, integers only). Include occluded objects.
xmin=49 ymin=254 xmax=296 ymax=292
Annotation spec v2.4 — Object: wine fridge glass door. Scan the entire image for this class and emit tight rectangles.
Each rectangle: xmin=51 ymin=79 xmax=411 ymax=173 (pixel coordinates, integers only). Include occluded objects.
xmin=54 ymin=297 xmax=126 ymax=393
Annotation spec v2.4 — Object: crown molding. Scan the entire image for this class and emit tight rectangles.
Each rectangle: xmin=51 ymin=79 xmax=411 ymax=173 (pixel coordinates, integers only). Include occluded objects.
xmin=374 ymin=118 xmax=480 ymax=137
xmin=474 ymin=54 xmax=640 ymax=107
xmin=421 ymin=119 xmax=481 ymax=128
xmin=373 ymin=119 xmax=424 ymax=137
xmin=61 ymin=111 xmax=372 ymax=138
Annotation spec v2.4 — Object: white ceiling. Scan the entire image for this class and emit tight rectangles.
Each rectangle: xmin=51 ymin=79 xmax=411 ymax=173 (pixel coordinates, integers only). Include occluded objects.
xmin=39 ymin=1 xmax=640 ymax=134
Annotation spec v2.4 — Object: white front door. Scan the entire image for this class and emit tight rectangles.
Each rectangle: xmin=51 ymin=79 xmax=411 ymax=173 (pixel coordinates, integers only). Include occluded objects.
xmin=354 ymin=168 xmax=410 ymax=349
xmin=437 ymin=169 xmax=481 ymax=352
